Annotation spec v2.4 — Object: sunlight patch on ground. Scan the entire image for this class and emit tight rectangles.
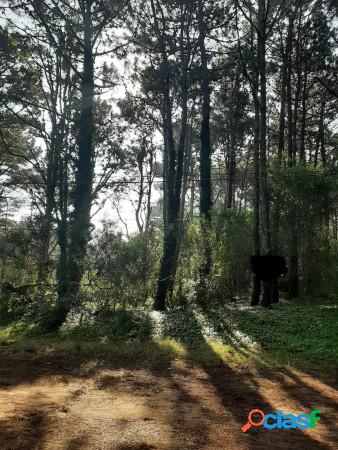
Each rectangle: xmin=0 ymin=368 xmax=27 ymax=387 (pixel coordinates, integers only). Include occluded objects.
xmin=149 ymin=310 xmax=165 ymax=334
xmin=154 ymin=338 xmax=189 ymax=357
xmin=218 ymin=318 xmax=259 ymax=347
xmin=150 ymin=308 xmax=259 ymax=349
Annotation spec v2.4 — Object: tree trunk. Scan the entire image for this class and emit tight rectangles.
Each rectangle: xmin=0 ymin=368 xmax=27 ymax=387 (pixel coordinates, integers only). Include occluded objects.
xmin=226 ymin=74 xmax=240 ymax=210
xmin=249 ymin=24 xmax=261 ymax=306
xmin=271 ymin=34 xmax=288 ymax=304
xmin=153 ymin=1 xmax=190 ymax=310
xmin=319 ymin=101 xmax=326 ymax=168
xmin=258 ymin=0 xmax=272 ymax=307
xmin=251 ymin=95 xmax=261 ymax=306
xmin=299 ymin=69 xmax=308 ymax=164
xmin=285 ymin=14 xmax=299 ymax=299
xmin=198 ymin=0 xmax=212 ymax=281
xmin=292 ymin=7 xmax=303 ymax=164
xmin=286 ymin=16 xmax=294 ymax=167
xmin=38 ymin=96 xmax=60 ymax=283
xmin=51 ymin=5 xmax=94 ymax=328
xmin=145 ymin=149 xmax=154 ymax=234
xmin=289 ymin=234 xmax=299 ymax=297
xmin=56 ymin=151 xmax=69 ymax=302
xmin=135 ymin=145 xmax=146 ymax=233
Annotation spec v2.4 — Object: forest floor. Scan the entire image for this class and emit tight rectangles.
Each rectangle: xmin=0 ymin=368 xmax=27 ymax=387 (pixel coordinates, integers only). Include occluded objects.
xmin=0 ymin=344 xmax=337 ymax=450
xmin=0 ymin=300 xmax=337 ymax=449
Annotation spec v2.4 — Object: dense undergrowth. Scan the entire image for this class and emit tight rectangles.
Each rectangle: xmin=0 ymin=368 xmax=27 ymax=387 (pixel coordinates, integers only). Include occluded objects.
xmin=0 ymin=301 xmax=338 ymax=370
xmin=0 ymin=298 xmax=337 ymax=372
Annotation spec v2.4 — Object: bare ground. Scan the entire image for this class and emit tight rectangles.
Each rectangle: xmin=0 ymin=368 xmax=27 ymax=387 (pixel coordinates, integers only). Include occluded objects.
xmin=0 ymin=348 xmax=337 ymax=450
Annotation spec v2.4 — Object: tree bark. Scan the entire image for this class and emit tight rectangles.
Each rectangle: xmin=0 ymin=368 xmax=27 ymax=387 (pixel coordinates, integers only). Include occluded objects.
xmin=286 ymin=16 xmax=294 ymax=168
xmin=284 ymin=13 xmax=299 ymax=299
xmin=271 ymin=31 xmax=289 ymax=304
xmin=299 ymin=69 xmax=308 ymax=164
xmin=51 ymin=4 xmax=94 ymax=328
xmin=258 ymin=0 xmax=272 ymax=307
xmin=247 ymin=20 xmax=261 ymax=306
xmin=251 ymin=94 xmax=261 ymax=306
xmin=153 ymin=0 xmax=190 ymax=310
xmin=319 ymin=101 xmax=326 ymax=168
xmin=198 ymin=0 xmax=212 ymax=281
xmin=226 ymin=73 xmax=240 ymax=210
xmin=292 ymin=6 xmax=303 ymax=164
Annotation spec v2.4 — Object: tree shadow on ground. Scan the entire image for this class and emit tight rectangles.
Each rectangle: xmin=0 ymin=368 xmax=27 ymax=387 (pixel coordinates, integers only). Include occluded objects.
xmin=204 ymin=303 xmax=338 ymax=384
xmin=0 ymin=310 xmax=336 ymax=449
xmin=160 ymin=308 xmax=337 ymax=449
xmin=116 ymin=445 xmax=156 ymax=450
xmin=200 ymin=306 xmax=338 ymax=448
xmin=0 ymin=397 xmax=47 ymax=450
xmin=65 ymin=436 xmax=90 ymax=450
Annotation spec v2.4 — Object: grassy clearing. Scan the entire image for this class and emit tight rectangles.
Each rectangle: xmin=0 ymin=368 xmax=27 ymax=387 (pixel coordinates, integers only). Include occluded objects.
xmin=207 ymin=300 xmax=338 ymax=370
xmin=0 ymin=299 xmax=337 ymax=371
xmin=0 ymin=332 xmax=252 ymax=368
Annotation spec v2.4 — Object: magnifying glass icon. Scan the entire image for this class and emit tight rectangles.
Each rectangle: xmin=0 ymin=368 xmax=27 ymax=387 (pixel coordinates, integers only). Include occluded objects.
xmin=241 ymin=409 xmax=265 ymax=433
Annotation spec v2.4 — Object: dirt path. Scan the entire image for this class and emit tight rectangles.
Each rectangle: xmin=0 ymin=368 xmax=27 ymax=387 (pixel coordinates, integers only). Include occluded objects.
xmin=0 ymin=349 xmax=337 ymax=450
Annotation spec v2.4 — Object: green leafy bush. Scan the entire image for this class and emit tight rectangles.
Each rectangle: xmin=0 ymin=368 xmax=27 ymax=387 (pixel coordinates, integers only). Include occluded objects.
xmin=61 ymin=309 xmax=153 ymax=341
xmin=175 ymin=210 xmax=252 ymax=305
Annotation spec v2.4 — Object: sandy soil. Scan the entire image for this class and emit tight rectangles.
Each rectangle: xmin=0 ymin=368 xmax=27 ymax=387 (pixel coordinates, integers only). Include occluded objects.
xmin=0 ymin=349 xmax=337 ymax=450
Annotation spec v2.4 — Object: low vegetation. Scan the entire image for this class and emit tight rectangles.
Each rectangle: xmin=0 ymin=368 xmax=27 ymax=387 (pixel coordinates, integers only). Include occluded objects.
xmin=1 ymin=299 xmax=337 ymax=373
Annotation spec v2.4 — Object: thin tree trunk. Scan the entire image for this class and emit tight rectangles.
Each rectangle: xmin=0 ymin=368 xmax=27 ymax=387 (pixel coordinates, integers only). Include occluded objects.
xmin=286 ymin=16 xmax=294 ymax=167
xmin=284 ymin=13 xmax=299 ymax=298
xmin=226 ymin=73 xmax=240 ymax=210
xmin=198 ymin=0 xmax=212 ymax=281
xmin=258 ymin=0 xmax=272 ymax=308
xmin=179 ymin=123 xmax=192 ymax=231
xmin=145 ymin=149 xmax=154 ymax=234
xmin=251 ymin=95 xmax=261 ymax=306
xmin=245 ymin=17 xmax=261 ymax=306
xmin=319 ymin=101 xmax=326 ymax=168
xmin=292 ymin=6 xmax=303 ymax=164
xmin=238 ymin=11 xmax=261 ymax=307
xmin=56 ymin=145 xmax=69 ymax=302
xmin=38 ymin=88 xmax=60 ymax=283
xmin=271 ymin=44 xmax=288 ymax=304
xmin=190 ymin=170 xmax=195 ymax=217
xmin=135 ymin=146 xmax=146 ymax=233
xmin=299 ymin=68 xmax=308 ymax=164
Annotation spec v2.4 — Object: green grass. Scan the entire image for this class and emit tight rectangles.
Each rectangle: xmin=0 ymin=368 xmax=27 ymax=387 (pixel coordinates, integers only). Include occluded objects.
xmin=206 ymin=300 xmax=338 ymax=370
xmin=0 ymin=334 xmax=250 ymax=367
xmin=60 ymin=309 xmax=153 ymax=341
xmin=0 ymin=299 xmax=337 ymax=371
